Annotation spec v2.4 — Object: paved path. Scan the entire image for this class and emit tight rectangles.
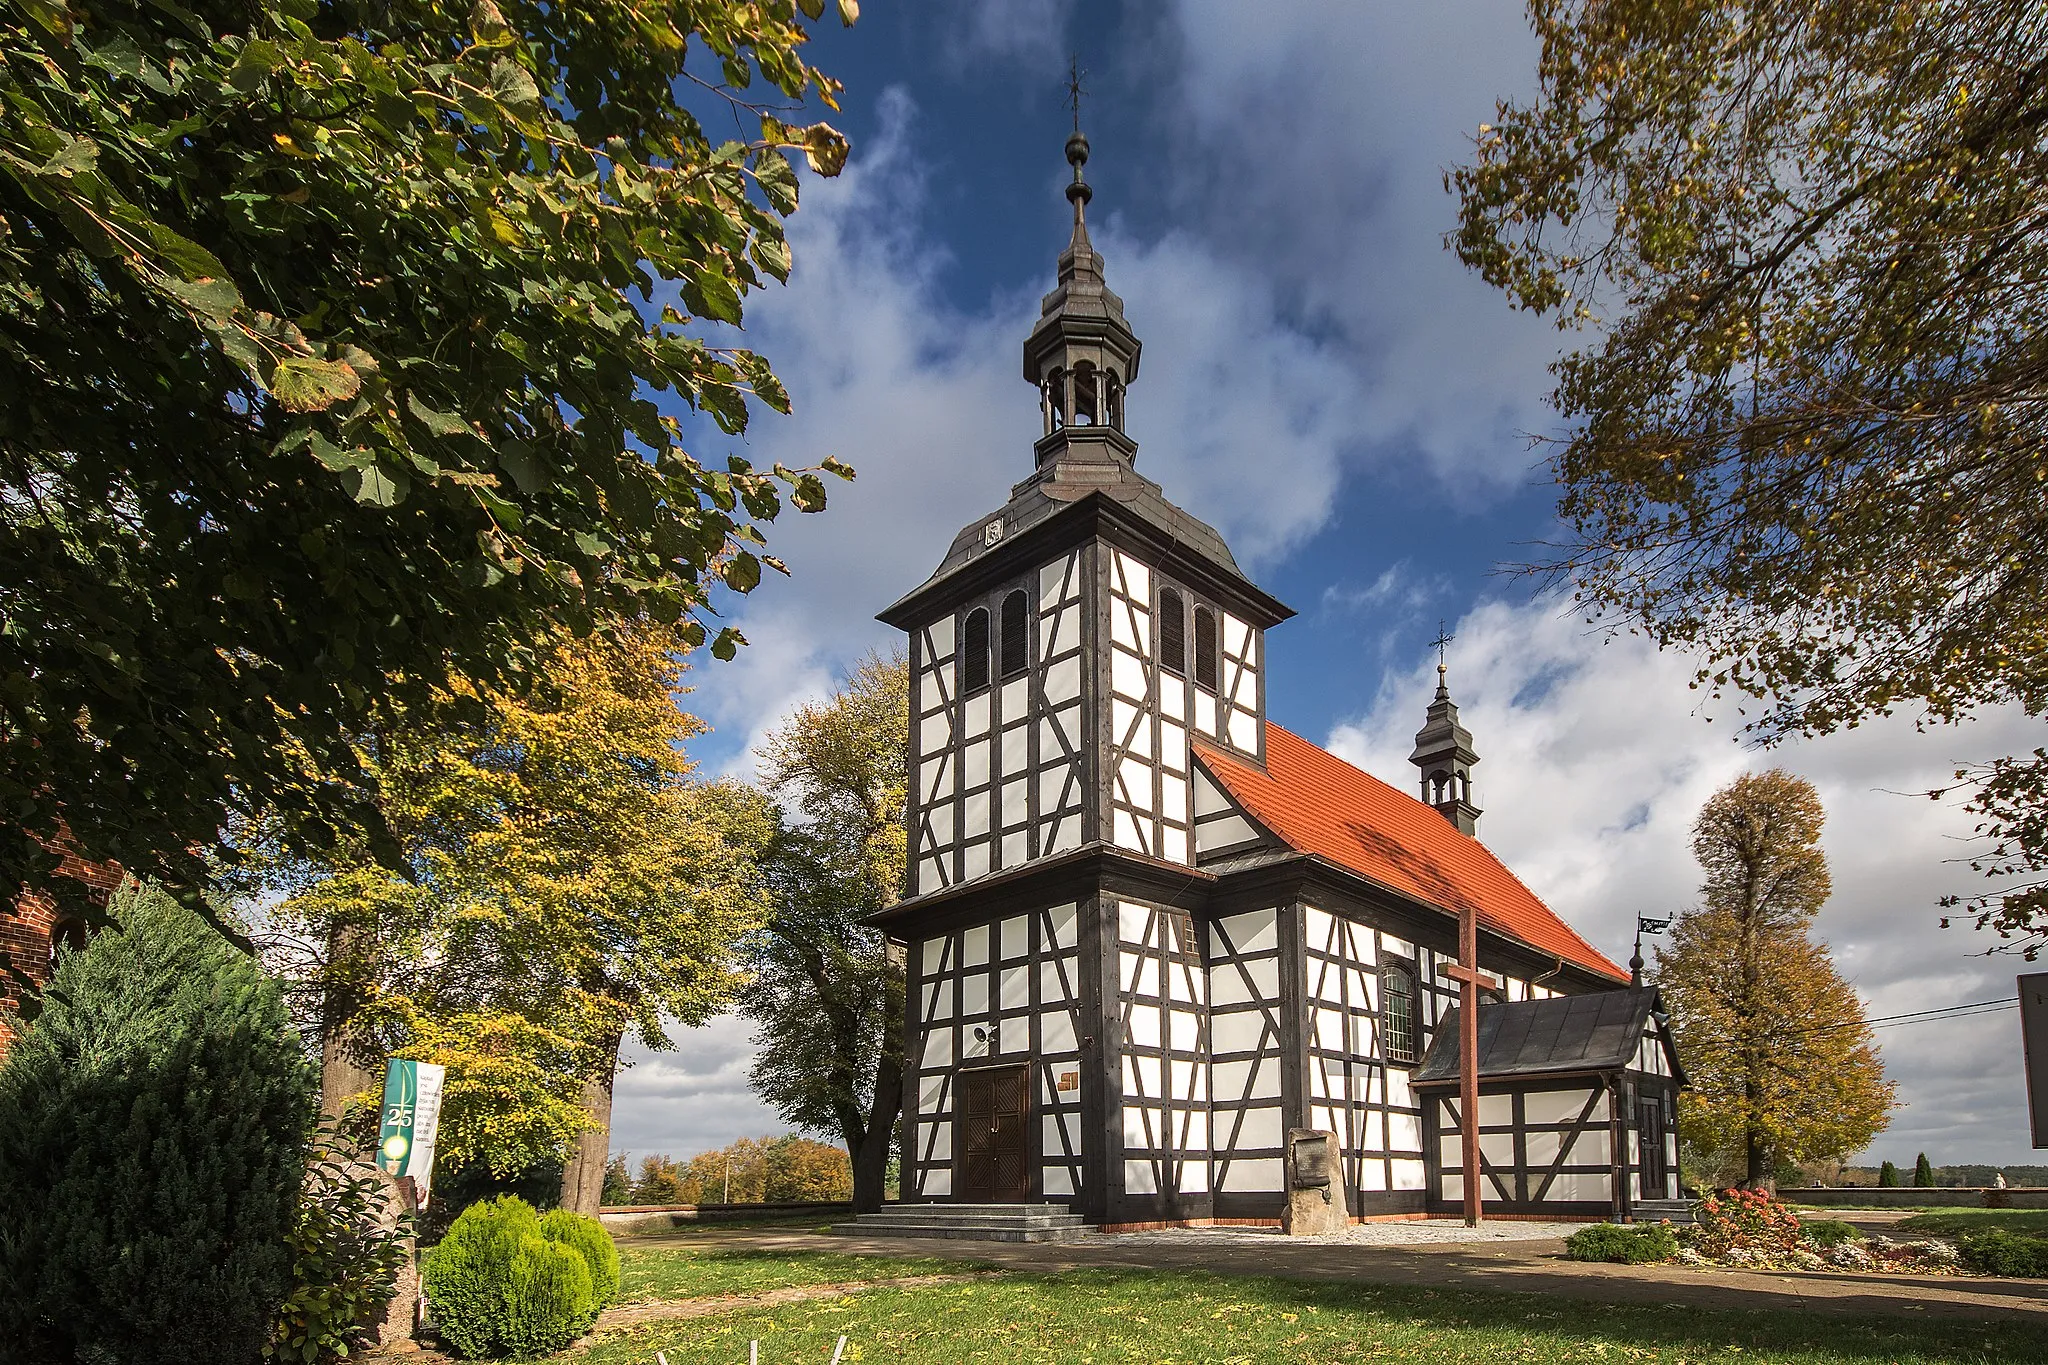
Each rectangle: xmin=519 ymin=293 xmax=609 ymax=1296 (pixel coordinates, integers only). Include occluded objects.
xmin=619 ymin=1223 xmax=2048 ymax=1326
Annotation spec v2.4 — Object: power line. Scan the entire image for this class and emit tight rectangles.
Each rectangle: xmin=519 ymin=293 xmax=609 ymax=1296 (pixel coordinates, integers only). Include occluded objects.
xmin=1683 ymin=995 xmax=2019 ymax=1051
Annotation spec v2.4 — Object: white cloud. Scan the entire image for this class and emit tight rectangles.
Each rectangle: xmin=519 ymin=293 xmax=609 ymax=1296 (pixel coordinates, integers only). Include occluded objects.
xmin=1326 ymin=594 xmax=2044 ymax=1165
xmin=607 ymin=1015 xmax=786 ymax=1165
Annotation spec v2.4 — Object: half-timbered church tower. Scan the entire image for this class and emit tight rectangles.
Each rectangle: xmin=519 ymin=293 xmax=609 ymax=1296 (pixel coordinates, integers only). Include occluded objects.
xmin=870 ymin=129 xmax=1682 ymax=1232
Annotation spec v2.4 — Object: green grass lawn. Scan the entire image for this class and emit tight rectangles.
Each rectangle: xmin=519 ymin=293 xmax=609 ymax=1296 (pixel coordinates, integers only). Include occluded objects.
xmin=581 ymin=1267 xmax=2048 ymax=1364
xmin=615 ymin=1242 xmax=993 ymax=1303
xmin=1896 ymin=1209 xmax=2048 ymax=1238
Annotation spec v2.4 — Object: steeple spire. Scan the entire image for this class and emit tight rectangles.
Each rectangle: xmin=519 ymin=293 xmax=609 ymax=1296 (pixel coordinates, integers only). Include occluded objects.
xmin=1410 ymin=625 xmax=1483 ymax=836
xmin=1023 ymin=88 xmax=1141 ymax=480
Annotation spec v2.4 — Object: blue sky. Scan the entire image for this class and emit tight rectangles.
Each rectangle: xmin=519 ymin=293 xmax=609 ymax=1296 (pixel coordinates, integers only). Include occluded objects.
xmin=611 ymin=1 xmax=2044 ymax=1172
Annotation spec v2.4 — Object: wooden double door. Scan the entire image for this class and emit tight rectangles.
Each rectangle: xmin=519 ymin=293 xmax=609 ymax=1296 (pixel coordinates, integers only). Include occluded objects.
xmin=956 ymin=1064 xmax=1031 ymax=1203
xmin=1637 ymin=1096 xmax=1670 ymax=1198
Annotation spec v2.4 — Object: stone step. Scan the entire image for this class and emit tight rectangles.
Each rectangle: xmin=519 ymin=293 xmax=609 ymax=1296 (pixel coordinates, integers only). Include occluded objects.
xmin=833 ymin=1203 xmax=1099 ymax=1243
xmin=833 ymin=1218 xmax=1098 ymax=1243
xmin=1632 ymin=1199 xmax=1696 ymax=1225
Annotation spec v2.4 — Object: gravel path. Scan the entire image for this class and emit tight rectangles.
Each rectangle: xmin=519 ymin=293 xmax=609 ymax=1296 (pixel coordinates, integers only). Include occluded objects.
xmin=1108 ymin=1220 xmax=1585 ymax=1248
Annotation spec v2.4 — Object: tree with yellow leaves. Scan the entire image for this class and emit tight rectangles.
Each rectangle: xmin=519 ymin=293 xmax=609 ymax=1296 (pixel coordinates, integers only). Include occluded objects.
xmin=1657 ymin=770 xmax=1894 ymax=1190
xmin=244 ymin=620 xmax=773 ymax=1210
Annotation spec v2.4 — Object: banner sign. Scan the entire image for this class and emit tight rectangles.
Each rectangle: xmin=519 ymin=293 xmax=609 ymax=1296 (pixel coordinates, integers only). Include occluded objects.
xmin=376 ymin=1058 xmax=447 ymax=1197
xmin=2021 ymin=974 xmax=2048 ymax=1149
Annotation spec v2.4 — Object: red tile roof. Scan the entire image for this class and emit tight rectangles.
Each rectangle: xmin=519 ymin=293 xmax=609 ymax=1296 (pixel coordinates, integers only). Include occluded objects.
xmin=1195 ymin=724 xmax=1627 ymax=983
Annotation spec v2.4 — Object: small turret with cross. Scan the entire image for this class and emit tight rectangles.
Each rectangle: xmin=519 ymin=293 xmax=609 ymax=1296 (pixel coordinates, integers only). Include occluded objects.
xmin=1409 ymin=621 xmax=1483 ymax=836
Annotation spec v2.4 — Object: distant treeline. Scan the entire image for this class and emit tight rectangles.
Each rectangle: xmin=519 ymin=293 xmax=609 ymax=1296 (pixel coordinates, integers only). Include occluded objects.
xmin=601 ymin=1134 xmax=852 ymax=1206
xmin=1835 ymin=1164 xmax=2048 ymax=1188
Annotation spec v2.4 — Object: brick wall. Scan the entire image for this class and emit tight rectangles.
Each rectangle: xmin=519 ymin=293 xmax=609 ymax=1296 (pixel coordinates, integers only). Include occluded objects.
xmin=0 ymin=851 xmax=121 ymax=1061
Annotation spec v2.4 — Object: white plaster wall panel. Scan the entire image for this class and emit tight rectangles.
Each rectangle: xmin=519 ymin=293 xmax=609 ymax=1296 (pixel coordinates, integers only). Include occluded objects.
xmin=1194 ymin=690 xmax=1217 ymax=738
xmin=923 ymin=1169 xmax=951 ymax=1196
xmin=1159 ymin=827 xmax=1188 ymax=866
xmin=962 ymin=740 xmax=989 ymax=791
xmin=1525 ymin=1130 xmax=1563 ymax=1166
xmin=1525 ymin=1090 xmax=1602 ymax=1126
xmin=1211 ymin=1011 xmax=1266 ymax=1053
xmin=963 ymin=924 xmax=990 ymax=966
xmin=962 ymin=840 xmax=989 ymax=881
xmin=1227 ymin=708 xmax=1258 ymax=752
xmin=1112 ymin=808 xmax=1145 ymax=854
xmin=1234 ymin=1107 xmax=1283 ymax=1149
xmin=1392 ymin=1158 xmax=1426 ymax=1190
xmin=1043 ymin=1166 xmax=1074 ymax=1196
xmin=999 ymin=966 xmax=1029 ymax=1011
xmin=963 ymin=789 xmax=989 ymax=839
xmin=1552 ymin=1172 xmax=1611 ymax=1201
xmin=1125 ymin=1053 xmax=1163 ymax=1097
xmin=1127 ymin=1002 xmax=1162 ymax=1048
xmin=1359 ymin=1161 xmax=1388 ymax=1192
xmin=917 ymin=855 xmax=943 ymax=891
xmin=1000 ymin=830 xmax=1027 ymax=867
xmin=1124 ymin=1161 xmax=1159 ymax=1195
xmin=1044 ymin=656 xmax=1081 ymax=704
xmin=1047 ymin=818 xmax=1081 ymax=856
xmin=918 ymin=1073 xmax=944 ymax=1113
xmin=1388 ymin=1111 xmax=1422 ymax=1151
xmin=1043 ymin=1009 xmax=1077 ymax=1053
xmin=1220 ymin=1158 xmax=1281 ymax=1192
xmin=921 ymin=1029 xmax=953 ymax=1069
xmin=1110 ymin=644 xmax=1146 ymax=700
xmin=1478 ymin=1093 xmax=1513 ymax=1127
xmin=1218 ymin=909 xmax=1278 ymax=954
xmin=918 ymin=711 xmax=950 ymax=757
xmin=1160 ymin=677 xmax=1185 ymax=721
xmin=961 ymin=973 xmax=989 ymax=1018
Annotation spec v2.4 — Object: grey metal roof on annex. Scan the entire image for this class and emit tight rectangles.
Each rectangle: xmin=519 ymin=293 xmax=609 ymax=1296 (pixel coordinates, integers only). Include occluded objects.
xmin=1412 ymin=987 xmax=1685 ymax=1086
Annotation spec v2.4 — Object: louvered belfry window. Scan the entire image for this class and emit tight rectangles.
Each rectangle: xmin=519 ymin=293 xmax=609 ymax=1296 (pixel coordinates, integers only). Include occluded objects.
xmin=1193 ymin=605 xmax=1219 ymax=690
xmin=1381 ymin=963 xmax=1418 ymax=1064
xmin=999 ymin=590 xmax=1029 ymax=680
xmin=1159 ymin=588 xmax=1186 ymax=676
xmin=962 ymin=607 xmax=991 ymax=694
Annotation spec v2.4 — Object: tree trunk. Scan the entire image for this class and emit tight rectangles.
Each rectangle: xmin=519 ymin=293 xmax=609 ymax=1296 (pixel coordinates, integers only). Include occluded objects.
xmin=560 ymin=1027 xmax=622 ymax=1216
xmin=319 ymin=921 xmax=380 ymax=1123
xmin=849 ymin=1045 xmax=903 ymax=1214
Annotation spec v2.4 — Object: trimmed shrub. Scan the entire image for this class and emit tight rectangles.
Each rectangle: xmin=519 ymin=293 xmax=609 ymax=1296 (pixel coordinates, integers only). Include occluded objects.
xmin=1801 ymin=1219 xmax=1864 ymax=1249
xmin=1564 ymin=1223 xmax=1680 ymax=1264
xmin=1879 ymin=1160 xmax=1900 ymax=1187
xmin=423 ymin=1196 xmax=596 ymax=1358
xmin=1913 ymin=1152 xmax=1936 ymax=1188
xmin=499 ymin=1239 xmax=594 ymax=1358
xmin=0 ymin=883 xmax=313 ymax=1365
xmin=537 ymin=1207 xmax=620 ymax=1325
xmin=1959 ymin=1230 xmax=2048 ymax=1278
xmin=269 ymin=1140 xmax=414 ymax=1362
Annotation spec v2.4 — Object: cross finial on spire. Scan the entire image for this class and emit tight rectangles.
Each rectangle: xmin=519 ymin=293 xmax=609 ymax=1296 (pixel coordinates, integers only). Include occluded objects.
xmin=1061 ymin=56 xmax=1092 ymax=223
xmin=1065 ymin=55 xmax=1086 ymax=132
xmin=1430 ymin=620 xmax=1454 ymax=675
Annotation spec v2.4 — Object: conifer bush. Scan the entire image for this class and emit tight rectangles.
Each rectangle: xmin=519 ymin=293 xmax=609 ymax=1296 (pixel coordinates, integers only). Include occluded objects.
xmin=0 ymin=883 xmax=313 ymax=1364
xmin=423 ymin=1196 xmax=599 ymax=1358
xmin=537 ymin=1207 xmax=620 ymax=1326
xmin=1563 ymin=1222 xmax=1680 ymax=1264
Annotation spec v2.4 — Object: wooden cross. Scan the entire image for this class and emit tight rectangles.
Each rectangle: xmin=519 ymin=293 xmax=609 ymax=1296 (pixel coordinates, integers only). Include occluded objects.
xmin=1438 ymin=905 xmax=1498 ymax=1226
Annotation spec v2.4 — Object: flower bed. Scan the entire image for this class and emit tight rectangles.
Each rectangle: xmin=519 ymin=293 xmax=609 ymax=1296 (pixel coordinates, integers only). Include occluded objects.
xmin=1664 ymin=1190 xmax=1964 ymax=1276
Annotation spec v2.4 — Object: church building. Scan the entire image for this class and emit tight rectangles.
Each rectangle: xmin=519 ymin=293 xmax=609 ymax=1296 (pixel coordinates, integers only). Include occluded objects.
xmin=871 ymin=129 xmax=1679 ymax=1230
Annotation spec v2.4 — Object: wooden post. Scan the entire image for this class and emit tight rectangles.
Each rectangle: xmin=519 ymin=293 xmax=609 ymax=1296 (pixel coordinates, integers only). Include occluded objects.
xmin=1439 ymin=905 xmax=1498 ymax=1228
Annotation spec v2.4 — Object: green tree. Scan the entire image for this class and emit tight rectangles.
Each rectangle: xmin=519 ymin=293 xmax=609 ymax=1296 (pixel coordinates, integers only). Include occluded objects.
xmin=1879 ymin=1160 xmax=1900 ymax=1188
xmin=0 ymin=882 xmax=314 ymax=1364
xmin=1451 ymin=1 xmax=2048 ymax=949
xmin=0 ymin=0 xmax=855 ymax=933
xmin=742 ymin=652 xmax=908 ymax=1213
xmin=1656 ymin=770 xmax=1895 ymax=1189
xmin=600 ymin=1153 xmax=633 ymax=1207
xmin=247 ymin=619 xmax=774 ymax=1204
xmin=1915 ymin=1152 xmax=1936 ymax=1188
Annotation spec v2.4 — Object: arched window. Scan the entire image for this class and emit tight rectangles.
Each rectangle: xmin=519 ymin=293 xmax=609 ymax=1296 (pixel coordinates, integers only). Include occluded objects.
xmin=49 ymin=918 xmax=88 ymax=969
xmin=1073 ymin=361 xmax=1099 ymax=425
xmin=962 ymin=607 xmax=990 ymax=694
xmin=999 ymin=590 xmax=1029 ymax=680
xmin=1046 ymin=368 xmax=1067 ymax=429
xmin=1106 ymin=376 xmax=1125 ymax=431
xmin=1158 ymin=588 xmax=1186 ymax=677
xmin=1380 ymin=963 xmax=1418 ymax=1064
xmin=1193 ymin=605 xmax=1219 ymax=690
